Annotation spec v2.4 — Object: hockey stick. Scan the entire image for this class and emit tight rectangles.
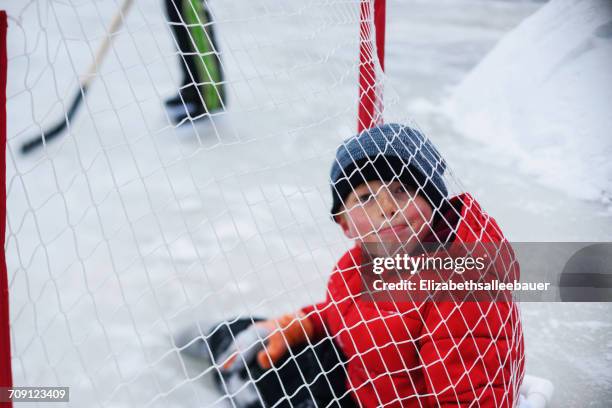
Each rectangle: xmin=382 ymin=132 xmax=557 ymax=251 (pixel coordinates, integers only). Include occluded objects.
xmin=20 ymin=0 xmax=135 ymax=154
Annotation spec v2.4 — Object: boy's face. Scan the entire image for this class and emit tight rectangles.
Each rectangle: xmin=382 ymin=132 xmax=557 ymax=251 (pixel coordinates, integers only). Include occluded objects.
xmin=337 ymin=179 xmax=434 ymax=248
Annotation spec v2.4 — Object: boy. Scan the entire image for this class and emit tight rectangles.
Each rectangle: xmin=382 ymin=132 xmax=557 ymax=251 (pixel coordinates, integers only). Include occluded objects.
xmin=178 ymin=123 xmax=524 ymax=407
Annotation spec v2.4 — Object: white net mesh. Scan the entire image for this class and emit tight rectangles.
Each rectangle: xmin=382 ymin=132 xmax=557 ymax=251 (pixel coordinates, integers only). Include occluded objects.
xmin=4 ymin=0 xmax=524 ymax=407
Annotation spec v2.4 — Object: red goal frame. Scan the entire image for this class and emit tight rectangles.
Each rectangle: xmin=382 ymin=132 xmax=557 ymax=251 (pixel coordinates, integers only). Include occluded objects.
xmin=0 ymin=9 xmax=12 ymax=408
xmin=0 ymin=3 xmax=386 ymax=405
xmin=358 ymin=0 xmax=386 ymax=132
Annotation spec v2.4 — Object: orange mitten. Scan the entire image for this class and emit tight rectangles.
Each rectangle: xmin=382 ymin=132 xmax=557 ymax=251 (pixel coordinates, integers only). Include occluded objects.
xmin=257 ymin=312 xmax=314 ymax=369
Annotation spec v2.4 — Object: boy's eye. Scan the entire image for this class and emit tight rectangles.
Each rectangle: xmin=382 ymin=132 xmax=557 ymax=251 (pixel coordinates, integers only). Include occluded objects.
xmin=393 ymin=185 xmax=407 ymax=195
xmin=358 ymin=193 xmax=372 ymax=203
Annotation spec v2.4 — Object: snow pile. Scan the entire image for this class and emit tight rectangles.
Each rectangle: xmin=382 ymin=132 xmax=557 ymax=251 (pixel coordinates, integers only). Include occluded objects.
xmin=445 ymin=0 xmax=612 ymax=204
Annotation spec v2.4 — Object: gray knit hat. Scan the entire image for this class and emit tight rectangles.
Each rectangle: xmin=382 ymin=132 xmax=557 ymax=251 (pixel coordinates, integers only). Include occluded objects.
xmin=331 ymin=123 xmax=448 ymax=220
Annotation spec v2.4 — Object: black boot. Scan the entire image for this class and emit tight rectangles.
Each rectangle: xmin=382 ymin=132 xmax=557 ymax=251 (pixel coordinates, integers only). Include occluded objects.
xmin=165 ymin=85 xmax=213 ymax=124
xmin=177 ymin=317 xmax=356 ymax=408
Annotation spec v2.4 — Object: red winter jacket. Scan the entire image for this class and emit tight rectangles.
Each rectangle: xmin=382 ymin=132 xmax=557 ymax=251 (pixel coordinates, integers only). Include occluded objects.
xmin=302 ymin=193 xmax=525 ymax=407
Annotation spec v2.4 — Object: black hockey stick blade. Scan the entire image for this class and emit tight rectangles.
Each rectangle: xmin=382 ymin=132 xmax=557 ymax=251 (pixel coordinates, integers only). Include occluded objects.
xmin=20 ymin=85 xmax=89 ymax=155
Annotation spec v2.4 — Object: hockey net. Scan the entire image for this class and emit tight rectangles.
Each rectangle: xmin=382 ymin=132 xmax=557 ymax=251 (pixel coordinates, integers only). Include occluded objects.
xmin=2 ymin=1 xmax=524 ymax=407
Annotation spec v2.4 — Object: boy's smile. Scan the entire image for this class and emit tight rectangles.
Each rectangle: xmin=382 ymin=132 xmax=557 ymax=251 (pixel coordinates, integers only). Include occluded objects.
xmin=377 ymin=223 xmax=411 ymax=239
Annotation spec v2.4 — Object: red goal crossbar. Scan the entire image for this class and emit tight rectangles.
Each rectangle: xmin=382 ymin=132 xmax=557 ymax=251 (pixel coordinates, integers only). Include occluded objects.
xmin=357 ymin=0 xmax=386 ymax=132
xmin=0 ymin=9 xmax=12 ymax=408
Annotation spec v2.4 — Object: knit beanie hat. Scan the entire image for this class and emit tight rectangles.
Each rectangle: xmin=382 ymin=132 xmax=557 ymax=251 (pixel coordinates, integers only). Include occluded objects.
xmin=330 ymin=123 xmax=448 ymax=221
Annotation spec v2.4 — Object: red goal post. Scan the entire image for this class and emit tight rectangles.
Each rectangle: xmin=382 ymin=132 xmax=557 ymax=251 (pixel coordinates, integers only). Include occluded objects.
xmin=358 ymin=0 xmax=386 ymax=132
xmin=0 ymin=9 xmax=13 ymax=408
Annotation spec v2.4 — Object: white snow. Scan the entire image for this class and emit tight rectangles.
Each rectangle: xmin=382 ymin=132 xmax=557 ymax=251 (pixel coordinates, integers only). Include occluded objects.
xmin=445 ymin=0 xmax=612 ymax=205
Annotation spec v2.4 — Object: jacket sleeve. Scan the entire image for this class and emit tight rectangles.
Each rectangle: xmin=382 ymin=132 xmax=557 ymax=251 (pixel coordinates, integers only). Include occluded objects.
xmin=417 ymin=234 xmax=525 ymax=406
xmin=300 ymin=301 xmax=328 ymax=341
xmin=417 ymin=194 xmax=525 ymax=406
xmin=418 ymin=300 xmax=524 ymax=407
xmin=300 ymin=246 xmax=362 ymax=342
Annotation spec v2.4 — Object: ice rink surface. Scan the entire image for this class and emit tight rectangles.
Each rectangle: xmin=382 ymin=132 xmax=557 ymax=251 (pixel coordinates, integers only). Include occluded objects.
xmin=4 ymin=0 xmax=612 ymax=406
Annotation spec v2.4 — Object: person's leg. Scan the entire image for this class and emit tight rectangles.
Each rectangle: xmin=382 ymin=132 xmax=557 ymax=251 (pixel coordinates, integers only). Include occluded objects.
xmin=164 ymin=0 xmax=198 ymax=92
xmin=177 ymin=318 xmax=356 ymax=408
xmin=165 ymin=0 xmax=226 ymax=123
xmin=264 ymin=337 xmax=357 ymax=408
xmin=181 ymin=0 xmax=226 ymax=113
xmin=176 ymin=318 xmax=266 ymax=407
